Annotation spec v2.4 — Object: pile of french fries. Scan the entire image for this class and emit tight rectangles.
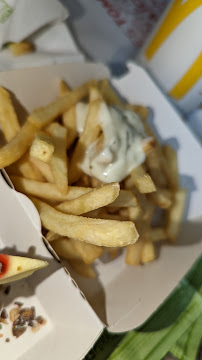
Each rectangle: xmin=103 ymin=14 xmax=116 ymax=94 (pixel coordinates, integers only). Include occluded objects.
xmin=0 ymin=79 xmax=187 ymax=278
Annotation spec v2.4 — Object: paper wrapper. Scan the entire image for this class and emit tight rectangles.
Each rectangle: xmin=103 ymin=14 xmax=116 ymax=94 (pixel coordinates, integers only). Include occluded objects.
xmin=0 ymin=0 xmax=68 ymax=48
xmin=98 ymin=0 xmax=168 ymax=50
xmin=0 ymin=1 xmax=84 ymax=70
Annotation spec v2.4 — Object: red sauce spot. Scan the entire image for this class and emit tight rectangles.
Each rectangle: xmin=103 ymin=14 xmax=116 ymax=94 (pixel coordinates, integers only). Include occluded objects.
xmin=0 ymin=254 xmax=10 ymax=278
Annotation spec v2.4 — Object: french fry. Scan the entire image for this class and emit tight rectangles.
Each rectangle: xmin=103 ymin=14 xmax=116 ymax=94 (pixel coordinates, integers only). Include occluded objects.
xmin=130 ymin=165 xmax=156 ymax=193
xmin=28 ymin=81 xmax=93 ymax=128
xmin=141 ymin=240 xmax=156 ymax=264
xmin=10 ymin=176 xmax=93 ymax=202
xmin=6 ymin=153 xmax=44 ymax=181
xmin=162 ymin=144 xmax=179 ymax=190
xmin=128 ymin=206 xmax=143 ymax=221
xmin=59 ymin=80 xmax=71 ymax=96
xmin=142 ymin=121 xmax=169 ymax=187
xmin=136 ymin=193 xmax=156 ymax=223
xmin=102 ymin=246 xmax=119 ymax=257
xmin=104 ymin=206 xmax=118 ymax=214
xmin=10 ymin=42 xmax=34 ymax=56
xmin=30 ymin=132 xmax=55 ymax=163
xmin=166 ymin=188 xmax=187 ymax=243
xmin=71 ymin=239 xmax=103 ymax=264
xmin=109 ymin=189 xmax=138 ymax=208
xmin=29 ymin=158 xmax=54 ymax=183
xmin=125 ymin=239 xmax=143 ymax=265
xmin=99 ymin=79 xmax=123 ymax=106
xmin=16 ymin=153 xmax=44 ymax=181
xmin=62 ymin=107 xmax=77 ymax=149
xmin=124 ymin=176 xmax=136 ymax=192
xmin=150 ymin=227 xmax=167 ymax=242
xmin=89 ymin=85 xmax=103 ymax=102
xmin=46 ymin=231 xmax=61 ymax=242
xmin=51 ymin=233 xmax=103 ymax=264
xmin=142 ymin=138 xmax=156 ymax=155
xmin=95 ymin=130 xmax=104 ymax=152
xmin=74 ymin=101 xmax=89 ymax=135
xmin=51 ymin=238 xmax=81 ymax=260
xmin=69 ymin=87 xmax=103 ymax=184
xmin=137 ymin=113 xmax=166 ymax=188
xmin=148 ymin=188 xmax=173 ymax=209
xmin=146 ymin=147 xmax=167 ymax=188
xmin=156 ymin=145 xmax=171 ymax=182
xmin=31 ymin=197 xmax=139 ymax=247
xmin=119 ymin=208 xmax=129 ymax=219
xmin=0 ymin=121 xmax=38 ymax=168
xmin=109 ymin=248 xmax=119 ymax=259
xmin=69 ymin=260 xmax=96 ymax=278
xmin=79 ymin=209 xmax=100 ymax=218
xmin=0 ymin=87 xmax=21 ymax=142
xmin=76 ymin=174 xmax=91 ymax=187
xmin=5 ymin=162 xmax=20 ymax=177
xmin=96 ymin=211 xmax=125 ymax=221
xmin=90 ymin=177 xmax=104 ymax=188
xmin=128 ymin=105 xmax=149 ymax=122
xmin=56 ymin=182 xmax=120 ymax=215
xmin=59 ymin=80 xmax=78 ymax=149
xmin=140 ymin=119 xmax=169 ymax=203
xmin=46 ymin=123 xmax=68 ymax=194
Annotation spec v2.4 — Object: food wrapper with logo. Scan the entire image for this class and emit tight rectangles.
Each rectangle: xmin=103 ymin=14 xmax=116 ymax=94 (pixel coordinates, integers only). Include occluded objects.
xmin=98 ymin=0 xmax=168 ymax=52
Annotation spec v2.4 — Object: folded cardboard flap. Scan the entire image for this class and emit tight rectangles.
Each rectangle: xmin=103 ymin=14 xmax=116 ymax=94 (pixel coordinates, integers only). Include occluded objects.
xmin=0 ymin=63 xmax=202 ymax=338
xmin=0 ymin=63 xmax=110 ymax=112
xmin=0 ymin=172 xmax=104 ymax=360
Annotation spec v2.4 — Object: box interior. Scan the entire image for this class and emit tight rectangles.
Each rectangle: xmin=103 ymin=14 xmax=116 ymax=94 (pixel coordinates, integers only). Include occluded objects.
xmin=0 ymin=63 xmax=202 ymax=335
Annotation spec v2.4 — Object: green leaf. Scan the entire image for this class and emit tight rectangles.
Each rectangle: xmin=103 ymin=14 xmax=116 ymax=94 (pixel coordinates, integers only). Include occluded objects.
xmin=170 ymin=314 xmax=202 ymax=360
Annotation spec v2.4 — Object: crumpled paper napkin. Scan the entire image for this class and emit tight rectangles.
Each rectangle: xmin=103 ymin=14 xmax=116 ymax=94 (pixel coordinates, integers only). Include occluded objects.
xmin=0 ymin=0 xmax=84 ymax=70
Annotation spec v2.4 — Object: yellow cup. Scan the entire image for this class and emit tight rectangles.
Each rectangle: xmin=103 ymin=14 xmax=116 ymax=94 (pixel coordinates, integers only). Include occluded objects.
xmin=139 ymin=0 xmax=202 ymax=114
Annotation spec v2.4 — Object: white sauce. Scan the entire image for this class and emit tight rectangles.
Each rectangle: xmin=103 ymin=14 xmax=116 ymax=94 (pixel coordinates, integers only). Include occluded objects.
xmin=75 ymin=102 xmax=89 ymax=135
xmin=80 ymin=103 xmax=148 ymax=183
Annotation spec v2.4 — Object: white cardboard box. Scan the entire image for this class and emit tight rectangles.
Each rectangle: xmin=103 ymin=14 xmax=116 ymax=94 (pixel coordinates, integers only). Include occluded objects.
xmin=0 ymin=62 xmax=202 ymax=359
xmin=0 ymin=173 xmax=103 ymax=358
